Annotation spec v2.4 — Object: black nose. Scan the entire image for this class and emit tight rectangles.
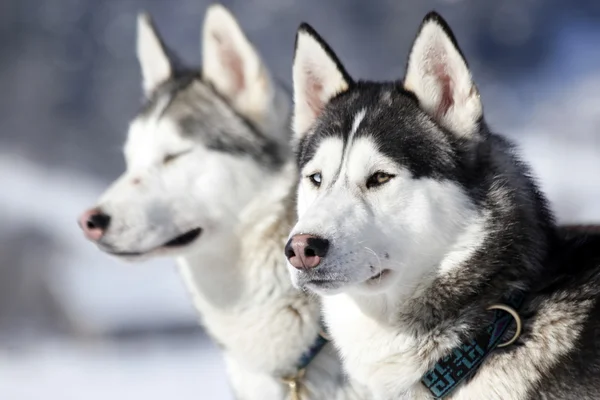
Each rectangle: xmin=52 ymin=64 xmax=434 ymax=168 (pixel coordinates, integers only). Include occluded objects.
xmin=285 ymin=234 xmax=330 ymax=270
xmin=305 ymin=236 xmax=330 ymax=257
xmin=87 ymin=212 xmax=111 ymax=231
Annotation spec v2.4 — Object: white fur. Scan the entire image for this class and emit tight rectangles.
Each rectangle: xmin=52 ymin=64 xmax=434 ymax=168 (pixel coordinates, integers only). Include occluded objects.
xmin=438 ymin=211 xmax=489 ymax=274
xmin=290 ymin=135 xmax=479 ymax=297
xmin=87 ymin=9 xmax=366 ymax=400
xmin=288 ymin=134 xmax=487 ymax=398
xmin=345 ymin=109 xmax=366 ymax=152
xmin=404 ymin=18 xmax=482 ymax=138
xmin=96 ymin=94 xmax=362 ymax=400
xmin=293 ymin=28 xmax=350 ymax=138
xmin=322 ymin=293 xmax=463 ymax=400
xmin=289 ymin=130 xmax=580 ymax=398
xmin=289 ymin=18 xmax=586 ymax=400
xmin=137 ymin=13 xmax=172 ymax=95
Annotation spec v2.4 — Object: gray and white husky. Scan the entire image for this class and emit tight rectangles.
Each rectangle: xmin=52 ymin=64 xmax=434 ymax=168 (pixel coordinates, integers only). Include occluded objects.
xmin=78 ymin=5 xmax=363 ymax=400
xmin=285 ymin=12 xmax=600 ymax=400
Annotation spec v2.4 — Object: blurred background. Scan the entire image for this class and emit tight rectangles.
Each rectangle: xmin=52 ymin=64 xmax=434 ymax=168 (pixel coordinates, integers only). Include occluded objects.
xmin=1 ymin=0 xmax=599 ymax=398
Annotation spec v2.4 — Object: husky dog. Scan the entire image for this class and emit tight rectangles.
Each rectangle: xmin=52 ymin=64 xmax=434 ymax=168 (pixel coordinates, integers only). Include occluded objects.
xmin=78 ymin=6 xmax=364 ymax=400
xmin=285 ymin=12 xmax=600 ymax=400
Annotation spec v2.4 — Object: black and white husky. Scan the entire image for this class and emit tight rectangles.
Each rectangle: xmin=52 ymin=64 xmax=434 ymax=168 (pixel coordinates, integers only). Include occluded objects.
xmin=285 ymin=11 xmax=600 ymax=400
xmin=78 ymin=5 xmax=364 ymax=400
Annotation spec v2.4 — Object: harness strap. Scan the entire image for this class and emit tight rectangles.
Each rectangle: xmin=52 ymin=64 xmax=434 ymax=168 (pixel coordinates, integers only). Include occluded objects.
xmin=281 ymin=329 xmax=329 ymax=399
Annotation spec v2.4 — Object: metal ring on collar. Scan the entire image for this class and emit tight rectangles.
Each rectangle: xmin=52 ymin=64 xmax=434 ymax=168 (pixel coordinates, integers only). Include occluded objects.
xmin=486 ymin=303 xmax=522 ymax=348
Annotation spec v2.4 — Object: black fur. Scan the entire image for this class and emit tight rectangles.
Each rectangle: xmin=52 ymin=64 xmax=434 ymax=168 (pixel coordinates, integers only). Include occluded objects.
xmin=295 ymin=11 xmax=600 ymax=399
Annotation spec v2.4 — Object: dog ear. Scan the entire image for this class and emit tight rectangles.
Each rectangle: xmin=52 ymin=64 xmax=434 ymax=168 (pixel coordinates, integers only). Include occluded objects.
xmin=292 ymin=24 xmax=352 ymax=140
xmin=202 ymin=5 xmax=276 ymax=128
xmin=404 ymin=12 xmax=482 ymax=138
xmin=137 ymin=13 xmax=173 ymax=96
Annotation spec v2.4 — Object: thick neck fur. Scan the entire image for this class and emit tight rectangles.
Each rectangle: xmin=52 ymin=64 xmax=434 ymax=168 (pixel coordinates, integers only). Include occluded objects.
xmin=328 ymin=126 xmax=558 ymax=398
xmin=176 ymin=160 xmax=359 ymax=399
xmin=176 ymin=161 xmax=368 ymax=400
xmin=176 ymin=156 xmax=323 ymax=367
xmin=168 ymin=80 xmax=363 ymax=398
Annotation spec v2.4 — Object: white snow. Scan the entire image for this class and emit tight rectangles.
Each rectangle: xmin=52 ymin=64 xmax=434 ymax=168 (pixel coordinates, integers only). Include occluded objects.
xmin=0 ymin=339 xmax=232 ymax=400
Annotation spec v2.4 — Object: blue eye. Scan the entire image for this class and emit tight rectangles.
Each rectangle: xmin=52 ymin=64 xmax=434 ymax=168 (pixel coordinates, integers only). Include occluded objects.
xmin=309 ymin=172 xmax=322 ymax=187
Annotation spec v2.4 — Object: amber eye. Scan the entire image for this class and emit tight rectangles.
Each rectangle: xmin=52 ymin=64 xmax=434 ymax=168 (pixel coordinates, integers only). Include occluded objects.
xmin=366 ymin=172 xmax=395 ymax=189
xmin=308 ymin=172 xmax=322 ymax=187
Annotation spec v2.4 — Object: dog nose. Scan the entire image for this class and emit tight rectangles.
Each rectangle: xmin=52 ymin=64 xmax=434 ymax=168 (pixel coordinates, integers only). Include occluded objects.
xmin=78 ymin=208 xmax=111 ymax=241
xmin=285 ymin=234 xmax=329 ymax=270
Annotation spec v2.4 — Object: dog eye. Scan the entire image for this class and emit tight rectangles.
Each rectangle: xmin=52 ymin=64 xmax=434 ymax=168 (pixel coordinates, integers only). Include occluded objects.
xmin=163 ymin=150 xmax=191 ymax=165
xmin=163 ymin=154 xmax=178 ymax=164
xmin=366 ymin=172 xmax=394 ymax=189
xmin=308 ymin=172 xmax=322 ymax=187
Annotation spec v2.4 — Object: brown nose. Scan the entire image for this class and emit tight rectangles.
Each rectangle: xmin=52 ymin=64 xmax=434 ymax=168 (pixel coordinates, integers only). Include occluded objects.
xmin=78 ymin=208 xmax=111 ymax=241
xmin=285 ymin=234 xmax=330 ymax=270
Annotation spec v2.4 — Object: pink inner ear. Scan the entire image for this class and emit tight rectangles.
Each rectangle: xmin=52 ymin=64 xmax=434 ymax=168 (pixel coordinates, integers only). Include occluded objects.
xmin=213 ymin=32 xmax=245 ymax=93
xmin=306 ymin=72 xmax=324 ymax=117
xmin=434 ymin=64 xmax=454 ymax=118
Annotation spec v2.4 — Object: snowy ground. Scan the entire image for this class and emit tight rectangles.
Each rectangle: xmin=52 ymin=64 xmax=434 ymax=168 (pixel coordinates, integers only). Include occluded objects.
xmin=0 ymin=338 xmax=232 ymax=400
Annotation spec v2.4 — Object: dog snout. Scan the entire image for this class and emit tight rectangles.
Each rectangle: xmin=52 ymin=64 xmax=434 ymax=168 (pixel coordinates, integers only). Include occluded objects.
xmin=78 ymin=208 xmax=111 ymax=241
xmin=285 ymin=234 xmax=329 ymax=270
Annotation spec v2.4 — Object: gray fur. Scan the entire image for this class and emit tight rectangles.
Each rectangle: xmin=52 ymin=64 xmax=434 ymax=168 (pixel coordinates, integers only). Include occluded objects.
xmin=143 ymin=70 xmax=288 ymax=169
xmin=291 ymin=14 xmax=600 ymax=400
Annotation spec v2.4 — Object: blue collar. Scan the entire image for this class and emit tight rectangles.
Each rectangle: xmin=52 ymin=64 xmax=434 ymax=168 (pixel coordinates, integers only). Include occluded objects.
xmin=421 ymin=292 xmax=525 ymax=399
xmin=297 ymin=330 xmax=329 ymax=371
xmin=280 ymin=329 xmax=330 ymax=400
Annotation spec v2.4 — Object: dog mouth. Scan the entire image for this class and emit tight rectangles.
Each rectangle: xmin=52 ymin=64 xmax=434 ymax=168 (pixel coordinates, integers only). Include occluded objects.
xmin=105 ymin=228 xmax=202 ymax=257
xmin=162 ymin=228 xmax=202 ymax=247
xmin=365 ymin=269 xmax=392 ymax=284
xmin=298 ymin=269 xmax=392 ymax=292
xmin=304 ymin=279 xmax=347 ymax=292
xmin=299 ymin=273 xmax=349 ymax=290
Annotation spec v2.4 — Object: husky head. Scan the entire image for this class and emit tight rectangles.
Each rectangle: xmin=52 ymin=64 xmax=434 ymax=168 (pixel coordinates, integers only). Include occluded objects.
xmin=285 ymin=13 xmax=489 ymax=296
xmin=79 ymin=6 xmax=289 ymax=260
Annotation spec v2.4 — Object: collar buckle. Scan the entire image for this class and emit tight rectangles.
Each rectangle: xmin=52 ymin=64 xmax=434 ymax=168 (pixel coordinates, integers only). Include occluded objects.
xmin=280 ymin=325 xmax=330 ymax=400
xmin=281 ymin=368 xmax=306 ymax=400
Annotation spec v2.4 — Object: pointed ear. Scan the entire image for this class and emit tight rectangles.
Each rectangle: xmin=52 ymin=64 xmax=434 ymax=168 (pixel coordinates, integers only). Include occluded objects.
xmin=292 ymin=24 xmax=352 ymax=140
xmin=137 ymin=13 xmax=173 ymax=96
xmin=202 ymin=5 xmax=275 ymax=127
xmin=404 ymin=12 xmax=482 ymax=138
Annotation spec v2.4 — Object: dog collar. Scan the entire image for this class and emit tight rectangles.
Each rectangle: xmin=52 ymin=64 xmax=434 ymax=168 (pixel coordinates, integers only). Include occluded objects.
xmin=421 ymin=292 xmax=525 ymax=399
xmin=280 ymin=328 xmax=330 ymax=400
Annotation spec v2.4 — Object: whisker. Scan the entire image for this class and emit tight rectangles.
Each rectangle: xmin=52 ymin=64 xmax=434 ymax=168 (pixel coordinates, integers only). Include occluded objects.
xmin=363 ymin=246 xmax=384 ymax=283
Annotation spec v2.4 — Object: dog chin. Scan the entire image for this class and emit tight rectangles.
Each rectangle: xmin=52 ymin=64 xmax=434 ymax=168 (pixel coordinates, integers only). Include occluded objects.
xmin=288 ymin=271 xmax=347 ymax=295
xmin=303 ymin=280 xmax=347 ymax=295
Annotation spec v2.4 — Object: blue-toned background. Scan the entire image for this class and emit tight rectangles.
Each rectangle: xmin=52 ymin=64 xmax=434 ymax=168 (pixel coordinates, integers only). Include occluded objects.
xmin=1 ymin=1 xmax=599 ymax=398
